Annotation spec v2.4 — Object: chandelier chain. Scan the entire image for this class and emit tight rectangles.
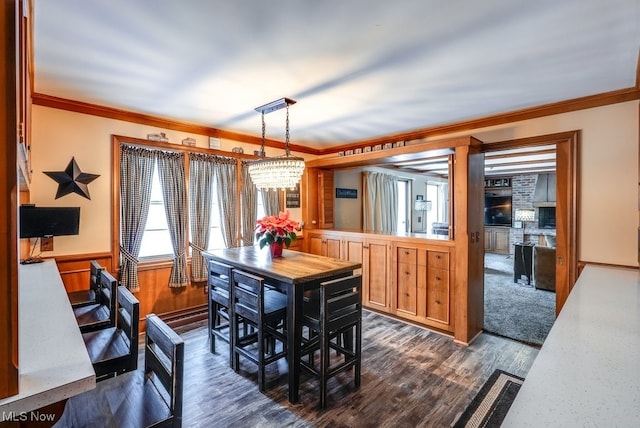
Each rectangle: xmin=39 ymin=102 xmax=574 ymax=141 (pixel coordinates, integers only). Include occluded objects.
xmin=285 ymin=104 xmax=290 ymax=157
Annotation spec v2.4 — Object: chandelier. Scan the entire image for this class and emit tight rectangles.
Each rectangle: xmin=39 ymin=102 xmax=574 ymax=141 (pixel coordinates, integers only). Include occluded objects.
xmin=248 ymin=97 xmax=305 ymax=190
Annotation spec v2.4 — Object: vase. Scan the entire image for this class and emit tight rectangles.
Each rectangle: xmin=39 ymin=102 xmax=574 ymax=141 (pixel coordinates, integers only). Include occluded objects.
xmin=269 ymin=242 xmax=284 ymax=258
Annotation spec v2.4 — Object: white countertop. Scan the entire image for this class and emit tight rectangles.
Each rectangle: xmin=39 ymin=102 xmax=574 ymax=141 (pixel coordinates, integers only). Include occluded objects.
xmin=503 ymin=264 xmax=640 ymax=427
xmin=0 ymin=260 xmax=95 ymax=418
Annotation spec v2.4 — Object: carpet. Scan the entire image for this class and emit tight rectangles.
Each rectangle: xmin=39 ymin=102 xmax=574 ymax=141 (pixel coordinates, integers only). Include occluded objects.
xmin=484 ymin=253 xmax=555 ymax=346
xmin=453 ymin=369 xmax=524 ymax=428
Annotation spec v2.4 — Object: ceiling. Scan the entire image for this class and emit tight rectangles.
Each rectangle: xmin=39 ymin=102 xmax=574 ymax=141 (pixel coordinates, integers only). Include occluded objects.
xmin=33 ymin=0 xmax=639 ymax=152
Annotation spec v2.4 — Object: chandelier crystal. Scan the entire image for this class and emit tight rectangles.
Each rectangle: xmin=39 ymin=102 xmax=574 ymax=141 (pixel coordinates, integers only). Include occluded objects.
xmin=248 ymin=98 xmax=305 ymax=190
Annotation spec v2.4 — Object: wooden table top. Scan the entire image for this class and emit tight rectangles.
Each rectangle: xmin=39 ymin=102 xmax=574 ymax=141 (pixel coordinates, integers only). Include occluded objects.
xmin=205 ymin=247 xmax=361 ymax=285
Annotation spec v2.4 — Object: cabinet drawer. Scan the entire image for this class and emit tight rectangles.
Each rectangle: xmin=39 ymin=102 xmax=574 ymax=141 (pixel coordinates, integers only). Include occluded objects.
xmin=428 ymin=251 xmax=449 ymax=269
xmin=426 ymin=268 xmax=450 ymax=324
xmin=397 ymin=247 xmax=417 ymax=265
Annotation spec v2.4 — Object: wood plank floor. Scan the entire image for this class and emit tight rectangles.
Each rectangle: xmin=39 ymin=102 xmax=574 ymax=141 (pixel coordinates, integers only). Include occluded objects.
xmin=180 ymin=310 xmax=538 ymax=427
xmin=61 ymin=310 xmax=539 ymax=427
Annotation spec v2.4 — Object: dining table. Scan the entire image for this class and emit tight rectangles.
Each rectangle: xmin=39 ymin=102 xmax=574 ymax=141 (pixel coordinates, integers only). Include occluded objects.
xmin=204 ymin=246 xmax=362 ymax=403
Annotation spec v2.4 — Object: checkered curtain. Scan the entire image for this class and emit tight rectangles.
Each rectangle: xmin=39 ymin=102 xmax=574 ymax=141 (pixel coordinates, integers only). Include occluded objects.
xmin=214 ymin=157 xmax=240 ymax=248
xmin=119 ymin=145 xmax=155 ymax=292
xmin=241 ymin=162 xmax=258 ymax=246
xmin=188 ymin=153 xmax=214 ymax=282
xmin=260 ymin=189 xmax=281 ymax=216
xmin=362 ymin=171 xmax=398 ymax=233
xmin=157 ymin=151 xmax=189 ymax=287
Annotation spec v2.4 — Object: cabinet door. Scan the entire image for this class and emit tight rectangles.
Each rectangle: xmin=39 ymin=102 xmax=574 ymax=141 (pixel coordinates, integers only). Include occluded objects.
xmin=493 ymin=229 xmax=510 ymax=254
xmin=484 ymin=229 xmax=492 ymax=251
xmin=307 ymin=233 xmax=324 ymax=255
xmin=325 ymin=236 xmax=341 ymax=259
xmin=363 ymin=239 xmax=390 ymax=312
xmin=344 ymin=238 xmax=364 ymax=275
xmin=317 ymin=170 xmax=334 ymax=229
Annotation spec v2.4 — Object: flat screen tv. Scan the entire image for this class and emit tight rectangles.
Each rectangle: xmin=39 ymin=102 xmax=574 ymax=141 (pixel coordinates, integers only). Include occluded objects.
xmin=19 ymin=205 xmax=81 ymax=238
xmin=484 ymin=195 xmax=512 ymax=226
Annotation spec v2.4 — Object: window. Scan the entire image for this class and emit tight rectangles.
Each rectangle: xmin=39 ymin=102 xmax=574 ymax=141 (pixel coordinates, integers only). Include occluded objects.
xmin=397 ymin=180 xmax=409 ymax=233
xmin=138 ymin=163 xmax=173 ymax=258
xmin=207 ymin=183 xmax=224 ymax=251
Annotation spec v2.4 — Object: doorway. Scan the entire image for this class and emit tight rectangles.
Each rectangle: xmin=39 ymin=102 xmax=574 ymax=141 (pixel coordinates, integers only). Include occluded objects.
xmin=482 ymin=148 xmax=558 ymax=345
xmin=481 ymin=131 xmax=579 ymax=335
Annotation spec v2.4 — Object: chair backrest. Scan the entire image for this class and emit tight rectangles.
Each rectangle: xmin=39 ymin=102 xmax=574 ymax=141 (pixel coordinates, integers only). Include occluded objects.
xmin=98 ymin=270 xmax=118 ymax=328
xmin=231 ymin=270 xmax=265 ymax=323
xmin=89 ymin=260 xmax=103 ymax=292
xmin=320 ymin=274 xmax=362 ymax=332
xmin=209 ymin=260 xmax=233 ymax=304
xmin=117 ymin=285 xmax=140 ymax=373
xmin=145 ymin=313 xmax=184 ymax=428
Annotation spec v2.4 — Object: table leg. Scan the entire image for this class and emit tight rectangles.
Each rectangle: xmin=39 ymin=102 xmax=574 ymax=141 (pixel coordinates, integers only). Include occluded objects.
xmin=287 ymin=284 xmax=302 ymax=403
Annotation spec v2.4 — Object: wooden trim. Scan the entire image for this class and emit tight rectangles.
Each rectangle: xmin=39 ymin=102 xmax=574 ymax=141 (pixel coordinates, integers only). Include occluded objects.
xmin=33 ymin=87 xmax=639 ymax=157
xmin=483 ymin=130 xmax=580 ymax=315
xmin=1 ymin=0 xmax=19 ymax=399
xmin=334 ymin=88 xmax=640 ymax=151
xmin=32 ymin=93 xmax=323 ymax=155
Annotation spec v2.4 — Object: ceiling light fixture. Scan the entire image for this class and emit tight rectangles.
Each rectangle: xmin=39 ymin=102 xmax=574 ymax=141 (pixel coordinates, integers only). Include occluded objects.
xmin=248 ymin=97 xmax=305 ymax=190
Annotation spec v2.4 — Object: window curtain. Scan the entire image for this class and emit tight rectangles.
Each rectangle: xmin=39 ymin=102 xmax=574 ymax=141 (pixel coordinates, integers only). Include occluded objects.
xmin=214 ymin=157 xmax=240 ymax=248
xmin=261 ymin=189 xmax=281 ymax=215
xmin=119 ymin=145 xmax=156 ymax=292
xmin=157 ymin=151 xmax=189 ymax=288
xmin=362 ymin=171 xmax=398 ymax=233
xmin=241 ymin=162 xmax=257 ymax=246
xmin=188 ymin=153 xmax=215 ymax=282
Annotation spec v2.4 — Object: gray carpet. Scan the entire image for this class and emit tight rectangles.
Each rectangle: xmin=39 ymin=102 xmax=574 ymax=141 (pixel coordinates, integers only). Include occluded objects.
xmin=484 ymin=253 xmax=555 ymax=346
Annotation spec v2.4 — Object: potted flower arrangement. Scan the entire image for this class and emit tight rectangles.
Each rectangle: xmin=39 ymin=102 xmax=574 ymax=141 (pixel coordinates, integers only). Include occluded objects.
xmin=255 ymin=211 xmax=300 ymax=257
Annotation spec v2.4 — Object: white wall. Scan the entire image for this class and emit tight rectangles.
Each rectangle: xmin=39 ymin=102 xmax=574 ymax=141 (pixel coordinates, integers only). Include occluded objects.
xmin=28 ymin=106 xmax=306 ymax=256
xmin=31 ymin=100 xmax=639 ymax=266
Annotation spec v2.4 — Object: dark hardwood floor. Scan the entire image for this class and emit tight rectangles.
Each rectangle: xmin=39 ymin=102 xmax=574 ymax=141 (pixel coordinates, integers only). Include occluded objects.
xmin=60 ymin=310 xmax=539 ymax=427
xmin=179 ymin=310 xmax=539 ymax=427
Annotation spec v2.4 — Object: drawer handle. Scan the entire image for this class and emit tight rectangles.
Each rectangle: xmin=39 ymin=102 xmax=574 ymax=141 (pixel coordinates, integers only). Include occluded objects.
xmin=436 ymin=255 xmax=441 ymax=259
xmin=435 ymin=300 xmax=441 ymax=304
xmin=405 ymin=251 xmax=410 ymax=255
xmin=405 ymin=271 xmax=410 ymax=275
xmin=435 ymin=276 xmax=441 ymax=281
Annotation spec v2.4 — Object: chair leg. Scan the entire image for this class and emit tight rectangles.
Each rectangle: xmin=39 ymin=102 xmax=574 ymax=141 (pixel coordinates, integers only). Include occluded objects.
xmin=258 ymin=322 xmax=265 ymax=392
xmin=320 ymin=330 xmax=330 ymax=409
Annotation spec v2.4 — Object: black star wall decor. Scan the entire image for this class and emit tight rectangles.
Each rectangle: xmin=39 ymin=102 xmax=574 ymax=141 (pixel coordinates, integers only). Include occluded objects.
xmin=44 ymin=157 xmax=100 ymax=200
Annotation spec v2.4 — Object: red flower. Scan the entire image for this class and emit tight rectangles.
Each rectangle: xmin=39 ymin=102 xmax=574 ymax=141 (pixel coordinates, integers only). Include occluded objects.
xmin=255 ymin=211 xmax=300 ymax=249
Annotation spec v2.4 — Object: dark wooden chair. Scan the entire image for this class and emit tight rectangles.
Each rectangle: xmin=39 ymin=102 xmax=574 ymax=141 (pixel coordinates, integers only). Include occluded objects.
xmin=57 ymin=314 xmax=184 ymax=428
xmin=300 ymin=274 xmax=362 ymax=409
xmin=231 ymin=269 xmax=287 ymax=392
xmin=67 ymin=259 xmax=103 ymax=308
xmin=74 ymin=268 xmax=118 ymax=333
xmin=82 ymin=285 xmax=139 ymax=380
xmin=207 ymin=259 xmax=234 ymax=364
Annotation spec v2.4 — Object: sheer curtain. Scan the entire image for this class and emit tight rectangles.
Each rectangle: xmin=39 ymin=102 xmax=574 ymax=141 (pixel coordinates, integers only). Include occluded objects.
xmin=261 ymin=189 xmax=281 ymax=215
xmin=362 ymin=171 xmax=399 ymax=233
xmin=119 ymin=145 xmax=156 ymax=292
xmin=214 ymin=157 xmax=240 ymax=248
xmin=241 ymin=162 xmax=257 ymax=246
xmin=157 ymin=151 xmax=189 ymax=288
xmin=188 ymin=153 xmax=215 ymax=282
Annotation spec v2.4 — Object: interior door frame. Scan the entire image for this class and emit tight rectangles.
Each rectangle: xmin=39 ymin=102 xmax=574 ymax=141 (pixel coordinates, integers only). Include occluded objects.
xmin=481 ymin=130 xmax=579 ymax=315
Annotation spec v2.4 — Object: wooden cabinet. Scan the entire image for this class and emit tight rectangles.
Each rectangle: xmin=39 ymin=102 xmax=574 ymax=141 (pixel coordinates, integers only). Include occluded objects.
xmin=485 ymin=227 xmax=510 ymax=254
xmin=317 ymin=170 xmax=334 ymax=229
xmin=304 ymin=230 xmax=453 ymax=331
xmin=391 ymin=243 xmax=454 ymax=332
xmin=362 ymin=238 xmax=390 ymax=313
